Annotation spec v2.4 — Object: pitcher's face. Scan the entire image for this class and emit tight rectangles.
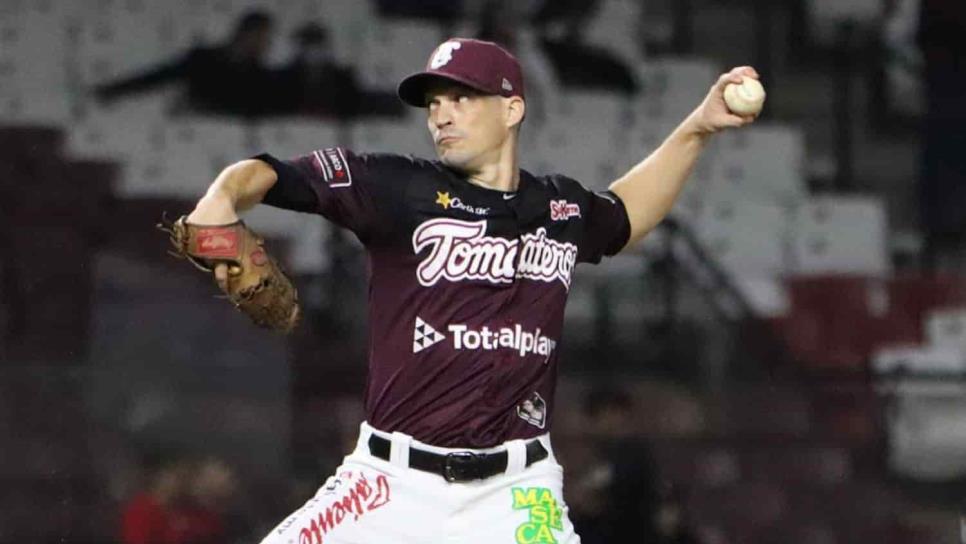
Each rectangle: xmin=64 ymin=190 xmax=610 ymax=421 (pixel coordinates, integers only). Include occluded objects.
xmin=425 ymin=82 xmax=512 ymax=172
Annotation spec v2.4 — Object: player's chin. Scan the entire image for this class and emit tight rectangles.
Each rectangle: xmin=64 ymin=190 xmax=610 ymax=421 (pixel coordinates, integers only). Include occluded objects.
xmin=437 ymin=149 xmax=474 ymax=170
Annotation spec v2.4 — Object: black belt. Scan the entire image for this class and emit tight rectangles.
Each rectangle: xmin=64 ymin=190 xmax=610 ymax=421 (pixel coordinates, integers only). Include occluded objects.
xmin=367 ymin=433 xmax=549 ymax=483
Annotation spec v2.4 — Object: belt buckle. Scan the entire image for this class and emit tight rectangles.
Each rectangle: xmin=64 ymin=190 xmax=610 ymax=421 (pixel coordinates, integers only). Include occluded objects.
xmin=443 ymin=451 xmax=480 ymax=482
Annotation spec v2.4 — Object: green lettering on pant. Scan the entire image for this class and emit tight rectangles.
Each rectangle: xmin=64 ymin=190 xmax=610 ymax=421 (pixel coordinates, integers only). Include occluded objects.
xmin=512 ymin=487 xmax=563 ymax=544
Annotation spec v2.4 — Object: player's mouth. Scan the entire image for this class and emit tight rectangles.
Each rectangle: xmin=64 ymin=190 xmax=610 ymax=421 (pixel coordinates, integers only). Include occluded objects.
xmin=436 ymin=134 xmax=461 ymax=146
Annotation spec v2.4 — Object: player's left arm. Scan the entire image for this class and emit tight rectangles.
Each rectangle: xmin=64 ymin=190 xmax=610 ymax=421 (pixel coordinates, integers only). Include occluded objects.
xmin=610 ymin=66 xmax=760 ymax=247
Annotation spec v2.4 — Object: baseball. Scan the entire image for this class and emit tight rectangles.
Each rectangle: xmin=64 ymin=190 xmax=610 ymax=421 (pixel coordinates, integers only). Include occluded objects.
xmin=723 ymin=75 xmax=766 ymax=116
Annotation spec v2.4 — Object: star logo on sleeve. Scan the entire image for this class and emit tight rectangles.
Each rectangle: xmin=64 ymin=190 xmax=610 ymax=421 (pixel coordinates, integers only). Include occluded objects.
xmin=413 ymin=317 xmax=446 ymax=353
xmin=436 ymin=191 xmax=452 ymax=209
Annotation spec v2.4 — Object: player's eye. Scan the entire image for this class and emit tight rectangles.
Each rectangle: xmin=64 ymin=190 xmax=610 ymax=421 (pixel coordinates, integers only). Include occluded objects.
xmin=457 ymin=94 xmax=471 ymax=103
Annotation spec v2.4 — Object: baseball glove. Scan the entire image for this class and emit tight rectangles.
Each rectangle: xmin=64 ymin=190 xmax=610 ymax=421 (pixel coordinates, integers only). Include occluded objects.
xmin=158 ymin=215 xmax=300 ymax=334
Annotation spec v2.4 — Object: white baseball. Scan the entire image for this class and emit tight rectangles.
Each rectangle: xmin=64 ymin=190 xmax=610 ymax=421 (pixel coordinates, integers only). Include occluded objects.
xmin=723 ymin=75 xmax=766 ymax=116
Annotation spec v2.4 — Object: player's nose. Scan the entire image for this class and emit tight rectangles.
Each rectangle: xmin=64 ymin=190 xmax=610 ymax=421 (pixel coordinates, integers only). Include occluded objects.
xmin=431 ymin=102 xmax=455 ymax=128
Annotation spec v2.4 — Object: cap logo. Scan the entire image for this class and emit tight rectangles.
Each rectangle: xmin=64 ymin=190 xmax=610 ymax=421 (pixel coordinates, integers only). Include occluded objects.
xmin=501 ymin=78 xmax=513 ymax=92
xmin=430 ymin=41 xmax=462 ymax=69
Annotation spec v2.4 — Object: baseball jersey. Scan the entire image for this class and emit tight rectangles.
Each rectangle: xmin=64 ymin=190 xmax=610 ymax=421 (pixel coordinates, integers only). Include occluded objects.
xmin=256 ymin=148 xmax=630 ymax=448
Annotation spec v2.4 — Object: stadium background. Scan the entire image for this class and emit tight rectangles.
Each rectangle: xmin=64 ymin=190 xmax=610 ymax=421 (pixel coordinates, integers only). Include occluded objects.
xmin=2 ymin=0 xmax=964 ymax=541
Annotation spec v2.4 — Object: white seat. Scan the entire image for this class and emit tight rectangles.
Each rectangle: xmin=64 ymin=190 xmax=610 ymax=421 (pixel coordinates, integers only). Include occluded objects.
xmin=732 ymin=277 xmax=790 ymax=318
xmin=788 ymin=195 xmax=890 ymax=275
xmin=693 ymin=199 xmax=788 ymax=278
xmin=625 ymin=117 xmax=681 ymax=162
xmin=319 ymin=0 xmax=377 ymax=64
xmin=120 ymin=153 xmax=207 ymax=197
xmin=0 ymin=88 xmax=72 ymax=124
xmin=254 ymin=119 xmax=342 ymax=160
xmin=527 ymin=119 xmax=628 ymax=190
xmin=164 ymin=117 xmax=252 ymax=167
xmin=707 ymin=124 xmax=807 ymax=206
xmin=553 ymin=91 xmax=632 ymax=128
xmin=289 ymin=217 xmax=331 ymax=274
xmin=889 ymin=391 xmax=966 ymax=480
xmin=925 ymin=308 xmax=966 ymax=352
xmin=356 ymin=20 xmax=443 ymax=89
xmin=584 ymin=0 xmax=644 ymax=67
xmin=349 ymin=116 xmax=435 ymax=158
xmin=636 ymin=57 xmax=719 ymax=120
xmin=75 ymin=13 xmax=185 ymax=88
xmin=67 ymin=113 xmax=165 ymax=161
xmin=243 ymin=204 xmax=308 ymax=237
xmin=0 ymin=13 xmax=71 ymax=122
xmin=873 ymin=345 xmax=966 ymax=375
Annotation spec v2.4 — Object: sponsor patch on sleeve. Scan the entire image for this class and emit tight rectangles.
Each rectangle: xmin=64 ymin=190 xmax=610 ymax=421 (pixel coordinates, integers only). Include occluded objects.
xmin=312 ymin=147 xmax=353 ymax=188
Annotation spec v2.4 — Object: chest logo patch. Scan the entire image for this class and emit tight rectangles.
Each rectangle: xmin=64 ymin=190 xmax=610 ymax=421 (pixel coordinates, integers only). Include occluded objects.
xmin=436 ymin=191 xmax=489 ymax=216
xmin=413 ymin=316 xmax=446 ymax=353
xmin=549 ymin=200 xmax=581 ymax=221
xmin=412 ymin=218 xmax=577 ymax=288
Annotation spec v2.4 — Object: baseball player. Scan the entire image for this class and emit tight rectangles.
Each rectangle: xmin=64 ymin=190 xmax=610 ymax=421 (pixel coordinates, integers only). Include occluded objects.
xmin=178 ymin=38 xmax=758 ymax=543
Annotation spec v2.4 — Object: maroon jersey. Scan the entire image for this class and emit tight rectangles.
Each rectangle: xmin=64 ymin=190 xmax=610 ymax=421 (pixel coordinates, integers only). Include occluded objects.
xmin=257 ymin=148 xmax=630 ymax=447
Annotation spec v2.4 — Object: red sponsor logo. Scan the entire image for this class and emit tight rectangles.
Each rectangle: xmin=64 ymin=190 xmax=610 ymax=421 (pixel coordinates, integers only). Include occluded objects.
xmin=314 ymin=147 xmax=353 ymax=187
xmin=550 ymin=200 xmax=581 ymax=221
xmin=298 ymin=473 xmax=391 ymax=544
xmin=195 ymin=228 xmax=238 ymax=258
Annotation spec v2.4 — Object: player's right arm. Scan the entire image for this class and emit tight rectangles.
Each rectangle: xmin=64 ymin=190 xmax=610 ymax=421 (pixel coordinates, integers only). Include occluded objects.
xmin=187 ymin=159 xmax=278 ymax=225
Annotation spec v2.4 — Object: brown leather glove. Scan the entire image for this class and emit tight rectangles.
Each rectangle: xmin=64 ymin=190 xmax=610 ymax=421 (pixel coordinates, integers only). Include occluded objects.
xmin=159 ymin=215 xmax=300 ymax=333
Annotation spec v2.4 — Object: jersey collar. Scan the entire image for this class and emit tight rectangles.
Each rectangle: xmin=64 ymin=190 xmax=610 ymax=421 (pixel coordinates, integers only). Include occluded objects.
xmin=438 ymin=163 xmax=551 ymax=225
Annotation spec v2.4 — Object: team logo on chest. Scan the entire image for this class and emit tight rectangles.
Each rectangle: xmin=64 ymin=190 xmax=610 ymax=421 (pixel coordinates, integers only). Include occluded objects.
xmin=549 ymin=200 xmax=581 ymax=221
xmin=412 ymin=218 xmax=577 ymax=288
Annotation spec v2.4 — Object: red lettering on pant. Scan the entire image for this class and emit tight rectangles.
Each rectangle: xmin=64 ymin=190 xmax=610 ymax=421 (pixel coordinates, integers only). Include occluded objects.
xmin=298 ymin=473 xmax=392 ymax=544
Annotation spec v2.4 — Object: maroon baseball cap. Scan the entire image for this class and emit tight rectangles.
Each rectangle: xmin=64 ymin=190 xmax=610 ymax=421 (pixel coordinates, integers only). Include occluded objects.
xmin=397 ymin=38 xmax=525 ymax=107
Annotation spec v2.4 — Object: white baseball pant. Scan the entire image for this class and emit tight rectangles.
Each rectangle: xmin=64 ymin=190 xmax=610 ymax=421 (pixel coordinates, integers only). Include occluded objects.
xmin=259 ymin=422 xmax=581 ymax=544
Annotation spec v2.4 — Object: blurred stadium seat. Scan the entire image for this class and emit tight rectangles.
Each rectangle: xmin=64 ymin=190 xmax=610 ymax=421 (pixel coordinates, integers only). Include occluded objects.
xmin=349 ymin=115 xmax=436 ymax=157
xmin=528 ymin=118 xmax=628 ymax=190
xmin=355 ymin=20 xmax=444 ymax=89
xmin=789 ymin=195 xmax=890 ymax=276
xmin=583 ymin=0 xmax=644 ymax=68
xmin=74 ymin=10 xmax=184 ymax=88
xmin=0 ymin=13 xmax=72 ymax=123
xmin=693 ymin=199 xmax=787 ymax=278
xmin=637 ymin=57 xmax=719 ymax=120
xmin=708 ymin=124 xmax=807 ymax=206
xmin=924 ymin=307 xmax=966 ymax=351
xmin=255 ymin=117 xmax=342 ymax=159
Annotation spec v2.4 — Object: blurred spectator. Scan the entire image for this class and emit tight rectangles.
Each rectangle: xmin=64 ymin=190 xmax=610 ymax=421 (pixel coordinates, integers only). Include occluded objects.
xmin=374 ymin=0 xmax=464 ymax=21
xmin=95 ymin=10 xmax=278 ymax=117
xmin=653 ymin=481 xmax=703 ymax=544
xmin=119 ymin=449 xmax=190 ymax=544
xmin=475 ymin=0 xmax=558 ymax=122
xmin=918 ymin=0 xmax=966 ymax=269
xmin=532 ymin=0 xmax=639 ymax=93
xmin=174 ymin=456 xmax=240 ymax=544
xmin=276 ymin=23 xmax=362 ymax=118
xmin=570 ymin=386 xmax=661 ymax=543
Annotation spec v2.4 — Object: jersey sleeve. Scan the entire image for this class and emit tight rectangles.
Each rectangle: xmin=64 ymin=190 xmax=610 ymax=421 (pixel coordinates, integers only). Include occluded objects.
xmin=255 ymin=147 xmax=406 ymax=243
xmin=553 ymin=177 xmax=630 ymax=264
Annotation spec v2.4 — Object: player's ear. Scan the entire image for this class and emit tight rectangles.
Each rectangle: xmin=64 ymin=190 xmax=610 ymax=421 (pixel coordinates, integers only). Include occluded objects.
xmin=505 ymin=96 xmax=525 ymax=129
